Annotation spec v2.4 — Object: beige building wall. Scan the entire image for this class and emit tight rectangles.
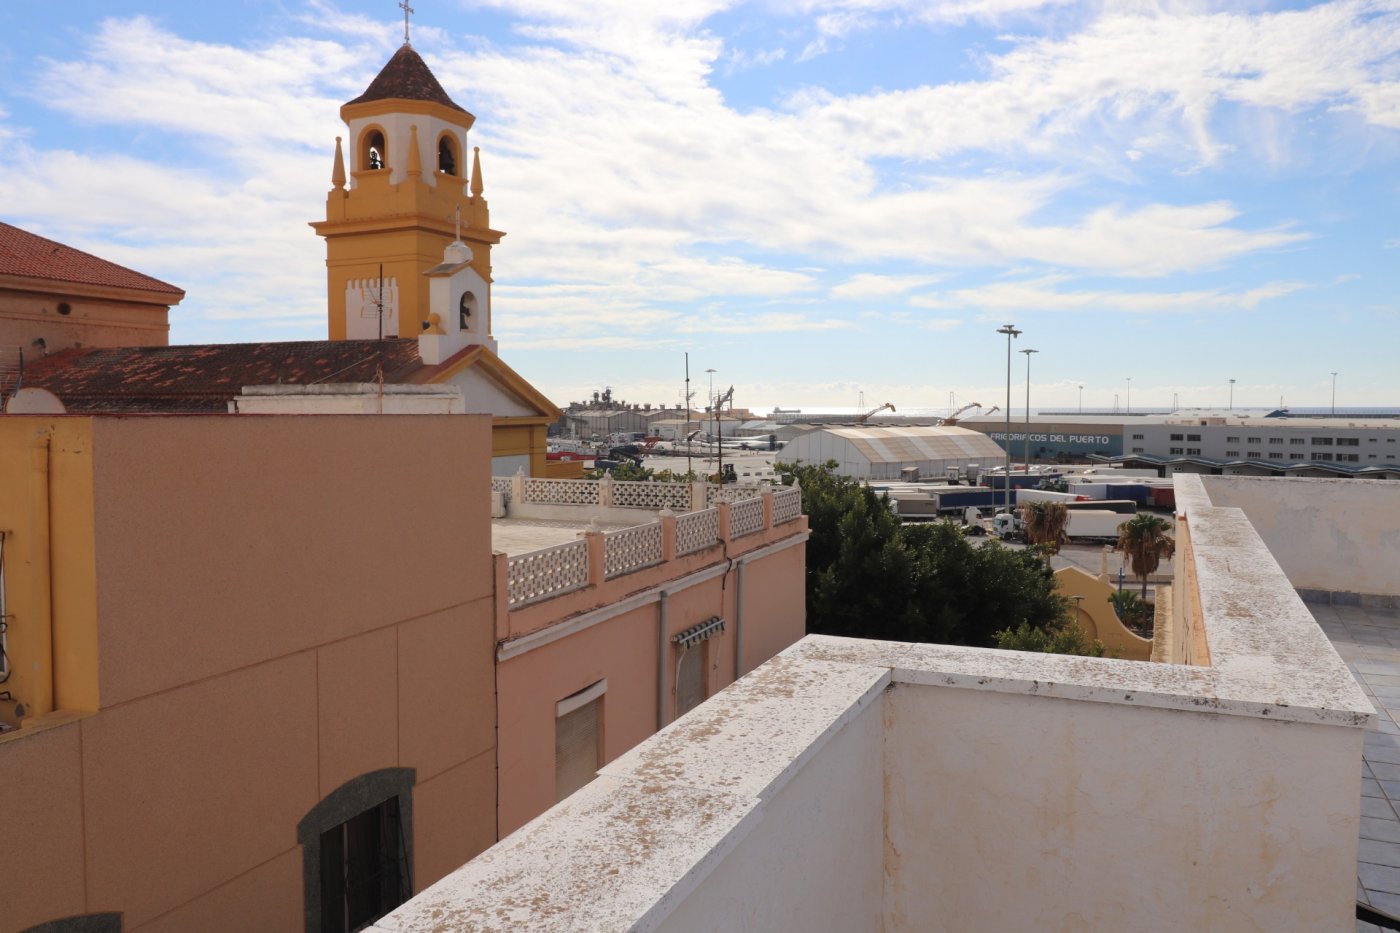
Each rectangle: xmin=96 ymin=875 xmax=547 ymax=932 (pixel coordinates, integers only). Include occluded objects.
xmin=1 ymin=415 xmax=498 ymax=933
xmin=0 ymin=284 xmax=173 ymax=351
xmin=495 ymin=520 xmax=808 ymax=836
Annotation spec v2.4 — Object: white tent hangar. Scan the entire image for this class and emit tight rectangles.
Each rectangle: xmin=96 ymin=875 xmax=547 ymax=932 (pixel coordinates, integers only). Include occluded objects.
xmin=781 ymin=425 xmax=1006 ymax=480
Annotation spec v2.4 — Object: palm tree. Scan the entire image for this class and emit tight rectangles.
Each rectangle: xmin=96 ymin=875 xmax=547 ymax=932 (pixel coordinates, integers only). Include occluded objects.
xmin=1116 ymin=513 xmax=1175 ymax=601
xmin=1020 ymin=500 xmax=1069 ymax=554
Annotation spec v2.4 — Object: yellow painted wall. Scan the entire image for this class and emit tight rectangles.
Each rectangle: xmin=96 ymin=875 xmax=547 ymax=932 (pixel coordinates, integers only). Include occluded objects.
xmin=491 ymin=421 xmax=549 ymax=476
xmin=0 ymin=418 xmax=100 ymax=725
xmin=1054 ymin=566 xmax=1152 ymax=661
xmin=315 ymin=151 xmax=499 ymax=340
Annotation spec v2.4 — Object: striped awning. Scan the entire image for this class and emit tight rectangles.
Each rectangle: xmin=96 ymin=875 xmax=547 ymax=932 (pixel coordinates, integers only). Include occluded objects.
xmin=672 ymin=616 xmax=725 ymax=649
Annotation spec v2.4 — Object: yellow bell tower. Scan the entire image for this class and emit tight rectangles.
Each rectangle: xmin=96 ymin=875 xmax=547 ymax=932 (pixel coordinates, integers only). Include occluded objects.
xmin=311 ymin=40 xmax=503 ymax=340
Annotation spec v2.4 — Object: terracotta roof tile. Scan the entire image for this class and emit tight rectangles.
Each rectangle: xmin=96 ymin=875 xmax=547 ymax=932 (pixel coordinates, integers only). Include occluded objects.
xmin=346 ymin=45 xmax=468 ymax=114
xmin=22 ymin=339 xmax=443 ymax=413
xmin=0 ymin=222 xmax=184 ymax=297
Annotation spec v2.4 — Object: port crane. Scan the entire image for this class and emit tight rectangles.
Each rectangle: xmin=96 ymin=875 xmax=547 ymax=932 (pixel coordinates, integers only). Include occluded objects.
xmin=940 ymin=402 xmax=990 ymax=425
xmin=855 ymin=402 xmax=896 ymax=424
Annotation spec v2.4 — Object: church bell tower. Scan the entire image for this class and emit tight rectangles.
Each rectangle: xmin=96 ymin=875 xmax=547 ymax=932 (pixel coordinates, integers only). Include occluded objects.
xmin=311 ymin=34 xmax=503 ymax=341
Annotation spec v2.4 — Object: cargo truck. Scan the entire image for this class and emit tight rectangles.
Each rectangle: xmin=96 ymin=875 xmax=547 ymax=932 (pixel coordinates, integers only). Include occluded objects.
xmin=1064 ymin=509 xmax=1128 ymax=541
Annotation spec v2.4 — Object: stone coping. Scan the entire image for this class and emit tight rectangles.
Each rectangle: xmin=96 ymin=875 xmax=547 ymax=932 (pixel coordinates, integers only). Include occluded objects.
xmin=367 ymin=655 xmax=891 ymax=932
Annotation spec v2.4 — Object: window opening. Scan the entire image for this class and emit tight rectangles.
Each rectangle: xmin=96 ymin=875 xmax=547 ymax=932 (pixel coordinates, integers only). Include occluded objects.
xmin=676 ymin=644 xmax=704 ymax=717
xmin=319 ymin=797 xmax=410 ymax=933
xmin=438 ymin=138 xmax=456 ymax=175
xmin=555 ymin=680 xmax=605 ymax=803
xmin=365 ymin=131 xmax=386 ymax=170
xmin=458 ymin=291 xmax=476 ymax=332
xmin=298 ymin=768 xmax=415 ymax=933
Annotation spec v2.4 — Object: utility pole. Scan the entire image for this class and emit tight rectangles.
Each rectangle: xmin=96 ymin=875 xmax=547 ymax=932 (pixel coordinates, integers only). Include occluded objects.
xmin=1331 ymin=372 xmax=1338 ymax=415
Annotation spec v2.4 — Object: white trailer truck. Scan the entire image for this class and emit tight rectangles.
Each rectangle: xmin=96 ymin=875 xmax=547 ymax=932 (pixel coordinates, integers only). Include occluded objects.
xmin=1064 ymin=509 xmax=1128 ymax=542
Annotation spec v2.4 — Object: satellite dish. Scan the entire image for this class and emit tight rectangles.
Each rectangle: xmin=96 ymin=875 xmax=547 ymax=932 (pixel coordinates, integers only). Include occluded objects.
xmin=5 ymin=387 xmax=66 ymax=414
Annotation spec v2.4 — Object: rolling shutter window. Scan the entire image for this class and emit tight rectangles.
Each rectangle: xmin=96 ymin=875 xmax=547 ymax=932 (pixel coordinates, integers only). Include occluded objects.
xmin=677 ymin=645 xmax=705 ymax=718
xmin=555 ymin=682 xmax=604 ymax=803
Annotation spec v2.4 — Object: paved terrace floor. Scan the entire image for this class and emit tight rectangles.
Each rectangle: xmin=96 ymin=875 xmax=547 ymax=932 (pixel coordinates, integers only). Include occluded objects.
xmin=1312 ymin=601 xmax=1400 ymax=933
xmin=491 ymin=517 xmax=642 ymax=556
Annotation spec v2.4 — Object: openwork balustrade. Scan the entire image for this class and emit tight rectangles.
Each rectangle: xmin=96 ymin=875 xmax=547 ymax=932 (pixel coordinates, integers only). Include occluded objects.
xmin=604 ymin=523 xmax=665 ymax=579
xmin=490 ymin=476 xmax=513 ymax=505
xmin=706 ymin=484 xmax=767 ymax=506
xmin=610 ymin=480 xmax=691 ymax=511
xmin=507 ymin=540 xmax=589 ymax=607
xmin=523 ymin=477 xmax=600 ymax=506
xmin=676 ymin=508 xmax=720 ymax=555
xmin=772 ymin=487 xmax=802 ymax=524
xmin=730 ymin=497 xmax=765 ymax=538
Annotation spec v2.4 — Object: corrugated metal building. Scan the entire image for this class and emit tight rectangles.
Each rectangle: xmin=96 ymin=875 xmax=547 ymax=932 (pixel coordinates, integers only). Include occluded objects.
xmin=780 ymin=425 xmax=1007 ymax=480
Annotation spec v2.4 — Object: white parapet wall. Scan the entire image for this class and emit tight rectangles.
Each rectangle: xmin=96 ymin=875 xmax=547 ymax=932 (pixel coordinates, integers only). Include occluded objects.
xmin=371 ymin=472 xmax=1373 ymax=932
xmin=1194 ymin=475 xmax=1400 ymax=600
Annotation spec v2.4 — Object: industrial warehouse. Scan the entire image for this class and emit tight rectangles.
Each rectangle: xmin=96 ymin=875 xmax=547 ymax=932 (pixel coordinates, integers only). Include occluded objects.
xmin=778 ymin=425 xmax=1007 ymax=481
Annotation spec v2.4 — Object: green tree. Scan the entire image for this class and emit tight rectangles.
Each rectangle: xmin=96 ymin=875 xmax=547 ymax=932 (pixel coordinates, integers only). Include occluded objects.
xmin=1115 ymin=513 xmax=1176 ymax=601
xmin=779 ymin=461 xmax=1070 ymax=650
xmin=994 ymin=619 xmax=1105 ymax=657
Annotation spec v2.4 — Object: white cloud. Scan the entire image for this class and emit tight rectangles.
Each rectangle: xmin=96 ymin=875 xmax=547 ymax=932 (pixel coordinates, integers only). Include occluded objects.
xmin=726 ymin=46 xmax=787 ymax=74
xmin=911 ymin=276 xmax=1307 ymax=314
xmin=829 ymin=273 xmax=942 ymax=299
xmin=796 ymin=1 xmax=1400 ymax=166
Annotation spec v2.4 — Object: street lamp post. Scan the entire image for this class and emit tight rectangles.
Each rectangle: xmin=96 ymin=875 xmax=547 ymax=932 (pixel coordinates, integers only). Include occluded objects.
xmin=1229 ymin=378 xmax=1235 ymax=411
xmin=997 ymin=324 xmax=1021 ymax=513
xmin=1078 ymin=384 xmax=1083 ymax=414
xmin=1021 ymin=348 xmax=1038 ymax=471
xmin=705 ymin=368 xmax=716 ymax=482
xmin=1126 ymin=377 xmax=1132 ymax=416
xmin=1331 ymin=372 xmax=1338 ymax=415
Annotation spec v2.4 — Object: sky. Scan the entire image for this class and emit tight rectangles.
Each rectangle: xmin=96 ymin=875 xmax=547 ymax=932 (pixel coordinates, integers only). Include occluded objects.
xmin=2 ymin=1 xmax=1398 ymax=414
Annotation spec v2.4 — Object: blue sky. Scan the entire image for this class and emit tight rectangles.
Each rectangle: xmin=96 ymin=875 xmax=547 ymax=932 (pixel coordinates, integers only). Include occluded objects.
xmin=2 ymin=0 xmax=1398 ymax=413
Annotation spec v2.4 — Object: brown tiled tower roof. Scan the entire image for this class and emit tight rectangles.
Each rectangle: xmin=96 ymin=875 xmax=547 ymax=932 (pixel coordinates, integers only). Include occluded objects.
xmin=345 ymin=45 xmax=468 ymax=113
xmin=0 ymin=222 xmax=184 ymax=296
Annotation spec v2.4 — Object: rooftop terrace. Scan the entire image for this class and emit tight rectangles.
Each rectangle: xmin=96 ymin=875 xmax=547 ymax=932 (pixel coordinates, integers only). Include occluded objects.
xmin=371 ymin=472 xmax=1385 ymax=931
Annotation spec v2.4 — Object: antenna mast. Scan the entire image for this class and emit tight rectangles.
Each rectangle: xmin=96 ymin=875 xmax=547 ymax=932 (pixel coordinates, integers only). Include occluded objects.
xmin=376 ymin=263 xmax=385 ymax=341
xmin=685 ymin=352 xmax=692 ymax=481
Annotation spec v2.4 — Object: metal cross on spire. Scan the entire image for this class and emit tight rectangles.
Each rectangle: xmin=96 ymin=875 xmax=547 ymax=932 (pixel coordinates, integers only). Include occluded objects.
xmin=399 ymin=1 xmax=414 ymax=46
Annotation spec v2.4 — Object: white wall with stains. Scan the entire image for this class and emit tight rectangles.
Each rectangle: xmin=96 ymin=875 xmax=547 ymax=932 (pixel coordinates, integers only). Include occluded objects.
xmin=1200 ymin=475 xmax=1400 ymax=596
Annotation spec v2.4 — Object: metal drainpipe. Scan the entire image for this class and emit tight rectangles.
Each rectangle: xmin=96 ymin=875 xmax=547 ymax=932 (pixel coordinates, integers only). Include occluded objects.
xmin=657 ymin=590 xmax=669 ymax=730
xmin=734 ymin=560 xmax=745 ymax=682
xmin=0 ymin=532 xmax=10 ymax=685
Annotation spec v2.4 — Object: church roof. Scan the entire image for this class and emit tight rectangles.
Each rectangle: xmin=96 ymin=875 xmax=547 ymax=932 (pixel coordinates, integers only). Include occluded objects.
xmin=21 ymin=339 xmax=470 ymax=413
xmin=0 ymin=222 xmax=184 ymax=297
xmin=345 ymin=44 xmax=468 ymax=114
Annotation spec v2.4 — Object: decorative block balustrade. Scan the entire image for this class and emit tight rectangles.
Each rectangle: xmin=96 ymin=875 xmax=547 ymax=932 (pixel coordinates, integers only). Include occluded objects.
xmin=675 ymin=508 xmax=720 ymax=556
xmin=500 ymin=469 xmax=779 ymax=516
xmin=771 ymin=486 xmax=802 ymax=525
xmin=506 ymin=540 xmax=590 ymax=607
xmin=729 ymin=497 xmax=765 ymax=538
xmin=502 ymin=486 xmax=807 ymax=608
xmin=603 ymin=522 xmax=665 ymax=579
